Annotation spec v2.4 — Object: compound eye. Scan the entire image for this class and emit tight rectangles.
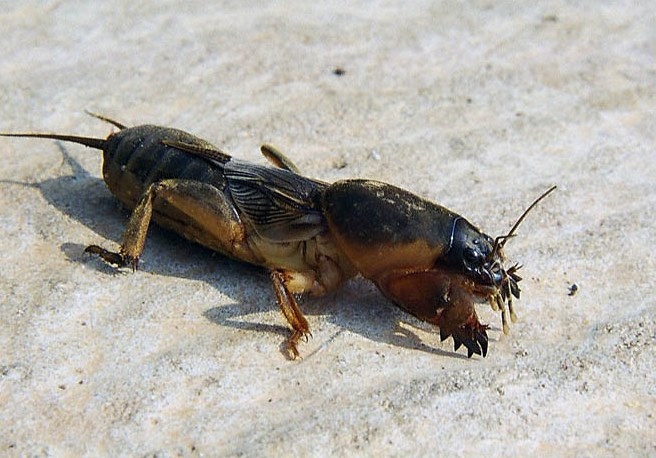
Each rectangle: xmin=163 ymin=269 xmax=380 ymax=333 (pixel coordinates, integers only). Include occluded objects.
xmin=463 ymin=247 xmax=481 ymax=269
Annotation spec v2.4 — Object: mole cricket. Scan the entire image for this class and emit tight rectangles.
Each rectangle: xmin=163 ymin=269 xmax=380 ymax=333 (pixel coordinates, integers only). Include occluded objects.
xmin=1 ymin=113 xmax=555 ymax=359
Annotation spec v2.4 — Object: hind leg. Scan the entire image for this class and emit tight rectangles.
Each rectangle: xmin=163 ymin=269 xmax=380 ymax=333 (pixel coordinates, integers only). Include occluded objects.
xmin=86 ymin=178 xmax=254 ymax=269
xmin=260 ymin=144 xmax=301 ymax=173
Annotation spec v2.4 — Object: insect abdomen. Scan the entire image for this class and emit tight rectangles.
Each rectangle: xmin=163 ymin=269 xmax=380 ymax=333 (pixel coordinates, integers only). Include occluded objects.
xmin=102 ymin=125 xmax=227 ymax=209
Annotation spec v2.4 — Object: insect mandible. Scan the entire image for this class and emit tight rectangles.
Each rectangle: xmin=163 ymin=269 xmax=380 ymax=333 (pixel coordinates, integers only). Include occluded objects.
xmin=1 ymin=113 xmax=556 ymax=359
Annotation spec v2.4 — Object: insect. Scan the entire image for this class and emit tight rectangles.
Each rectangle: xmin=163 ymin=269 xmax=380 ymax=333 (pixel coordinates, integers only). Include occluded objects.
xmin=1 ymin=113 xmax=555 ymax=359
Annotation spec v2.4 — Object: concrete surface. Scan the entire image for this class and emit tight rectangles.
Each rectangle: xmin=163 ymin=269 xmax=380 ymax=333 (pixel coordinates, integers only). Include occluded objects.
xmin=1 ymin=1 xmax=654 ymax=456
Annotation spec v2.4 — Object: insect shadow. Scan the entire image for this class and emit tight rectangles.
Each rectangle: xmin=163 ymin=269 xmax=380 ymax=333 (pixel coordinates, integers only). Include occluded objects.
xmin=2 ymin=141 xmax=472 ymax=360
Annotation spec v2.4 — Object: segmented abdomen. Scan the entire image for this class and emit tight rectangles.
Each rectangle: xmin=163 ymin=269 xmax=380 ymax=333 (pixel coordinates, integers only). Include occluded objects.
xmin=101 ymin=125 xmax=227 ymax=208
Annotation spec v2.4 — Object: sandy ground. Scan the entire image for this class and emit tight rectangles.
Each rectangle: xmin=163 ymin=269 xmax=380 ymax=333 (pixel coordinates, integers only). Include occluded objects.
xmin=1 ymin=1 xmax=654 ymax=456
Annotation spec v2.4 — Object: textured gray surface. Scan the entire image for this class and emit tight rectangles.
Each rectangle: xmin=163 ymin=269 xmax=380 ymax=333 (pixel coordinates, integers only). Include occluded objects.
xmin=1 ymin=1 xmax=654 ymax=456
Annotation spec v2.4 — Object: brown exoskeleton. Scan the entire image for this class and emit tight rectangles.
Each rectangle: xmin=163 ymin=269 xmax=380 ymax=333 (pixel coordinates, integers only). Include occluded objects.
xmin=1 ymin=113 xmax=555 ymax=359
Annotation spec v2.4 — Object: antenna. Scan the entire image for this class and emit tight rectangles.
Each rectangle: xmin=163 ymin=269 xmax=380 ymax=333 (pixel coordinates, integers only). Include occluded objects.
xmin=492 ymin=185 xmax=557 ymax=255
